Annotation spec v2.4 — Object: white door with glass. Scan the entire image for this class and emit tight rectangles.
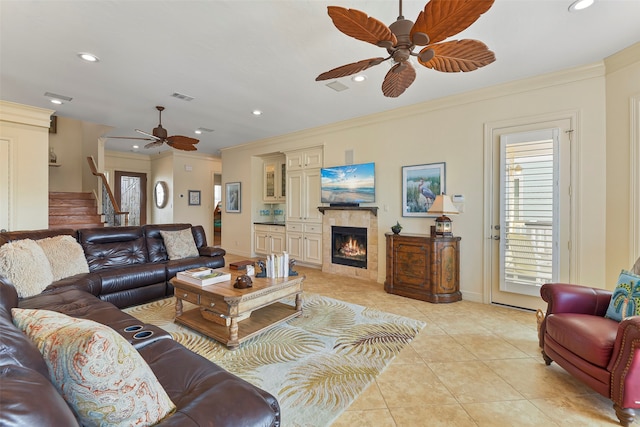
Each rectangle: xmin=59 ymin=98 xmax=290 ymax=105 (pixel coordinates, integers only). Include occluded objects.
xmin=489 ymin=122 xmax=572 ymax=310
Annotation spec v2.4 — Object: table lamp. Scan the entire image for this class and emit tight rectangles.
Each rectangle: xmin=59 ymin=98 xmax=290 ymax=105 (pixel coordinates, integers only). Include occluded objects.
xmin=427 ymin=194 xmax=459 ymax=237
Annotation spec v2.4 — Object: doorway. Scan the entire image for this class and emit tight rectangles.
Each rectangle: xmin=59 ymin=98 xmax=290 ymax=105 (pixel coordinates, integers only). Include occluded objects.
xmin=114 ymin=171 xmax=147 ymax=226
xmin=213 ymin=173 xmax=222 ymax=246
xmin=485 ymin=117 xmax=574 ymax=310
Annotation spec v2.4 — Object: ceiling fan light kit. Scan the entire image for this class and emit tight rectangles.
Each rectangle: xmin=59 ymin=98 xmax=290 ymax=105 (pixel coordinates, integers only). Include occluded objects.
xmin=316 ymin=0 xmax=496 ymax=98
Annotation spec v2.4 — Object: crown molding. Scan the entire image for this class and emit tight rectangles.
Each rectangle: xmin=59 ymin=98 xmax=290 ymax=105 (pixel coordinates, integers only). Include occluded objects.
xmin=228 ymin=62 xmax=606 ymax=153
xmin=0 ymin=100 xmax=54 ymax=129
xmin=605 ymin=42 xmax=640 ymax=74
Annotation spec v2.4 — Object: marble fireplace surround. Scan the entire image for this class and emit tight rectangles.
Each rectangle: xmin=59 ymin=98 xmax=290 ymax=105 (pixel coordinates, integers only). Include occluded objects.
xmin=320 ymin=206 xmax=378 ymax=280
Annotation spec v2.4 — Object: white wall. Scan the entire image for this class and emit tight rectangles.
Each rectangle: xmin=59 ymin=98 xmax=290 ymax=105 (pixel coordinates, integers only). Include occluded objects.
xmin=171 ymin=151 xmax=222 ymax=244
xmin=0 ymin=101 xmax=53 ymax=230
xmin=221 ymin=54 xmax=639 ymax=300
xmin=605 ymin=42 xmax=640 ymax=284
xmin=103 ymin=150 xmax=222 ymax=243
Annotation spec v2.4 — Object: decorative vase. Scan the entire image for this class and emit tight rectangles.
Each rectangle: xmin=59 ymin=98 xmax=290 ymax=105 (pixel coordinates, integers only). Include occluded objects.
xmin=391 ymin=226 xmax=401 ymax=234
xmin=49 ymin=147 xmax=57 ymax=163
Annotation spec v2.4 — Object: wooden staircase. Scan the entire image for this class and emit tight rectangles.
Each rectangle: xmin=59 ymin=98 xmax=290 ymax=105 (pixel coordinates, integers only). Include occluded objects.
xmin=49 ymin=192 xmax=104 ymax=230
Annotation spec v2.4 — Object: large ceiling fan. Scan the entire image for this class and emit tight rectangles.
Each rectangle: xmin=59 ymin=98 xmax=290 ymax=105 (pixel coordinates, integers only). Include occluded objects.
xmin=316 ymin=0 xmax=496 ymax=98
xmin=109 ymin=106 xmax=199 ymax=151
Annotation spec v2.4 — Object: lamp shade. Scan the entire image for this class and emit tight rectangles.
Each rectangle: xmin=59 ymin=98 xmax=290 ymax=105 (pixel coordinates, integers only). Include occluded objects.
xmin=428 ymin=194 xmax=458 ymax=237
xmin=427 ymin=194 xmax=459 ymax=215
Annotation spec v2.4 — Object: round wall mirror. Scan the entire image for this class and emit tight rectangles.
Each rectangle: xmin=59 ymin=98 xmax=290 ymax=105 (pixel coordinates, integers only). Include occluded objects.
xmin=154 ymin=181 xmax=168 ymax=208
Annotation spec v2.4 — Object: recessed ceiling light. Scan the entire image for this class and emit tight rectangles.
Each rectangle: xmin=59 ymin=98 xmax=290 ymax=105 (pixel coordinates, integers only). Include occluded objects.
xmin=352 ymin=75 xmax=366 ymax=82
xmin=252 ymin=110 xmax=262 ymax=116
xmin=132 ymin=145 xmax=139 ymax=149
xmin=568 ymin=0 xmax=594 ymax=12
xmin=78 ymin=52 xmax=100 ymax=62
xmin=194 ymin=130 xmax=202 ymax=135
xmin=50 ymin=99 xmax=63 ymax=105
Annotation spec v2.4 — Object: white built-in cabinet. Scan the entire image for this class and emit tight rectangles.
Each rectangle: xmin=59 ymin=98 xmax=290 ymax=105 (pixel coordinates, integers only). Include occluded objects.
xmin=254 ymin=224 xmax=286 ymax=255
xmin=285 ymin=147 xmax=323 ymax=266
xmin=263 ymin=155 xmax=286 ymax=202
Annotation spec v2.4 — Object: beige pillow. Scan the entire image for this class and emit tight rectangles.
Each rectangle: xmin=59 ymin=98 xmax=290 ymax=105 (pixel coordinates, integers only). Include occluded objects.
xmin=37 ymin=235 xmax=89 ymax=281
xmin=0 ymin=239 xmax=53 ymax=298
xmin=12 ymin=308 xmax=176 ymax=426
xmin=160 ymin=229 xmax=199 ymax=260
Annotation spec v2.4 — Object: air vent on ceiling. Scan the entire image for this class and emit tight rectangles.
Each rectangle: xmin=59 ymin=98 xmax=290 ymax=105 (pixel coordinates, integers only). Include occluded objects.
xmin=196 ymin=127 xmax=214 ymax=133
xmin=171 ymin=92 xmax=195 ymax=101
xmin=44 ymin=92 xmax=73 ymax=101
xmin=326 ymin=81 xmax=349 ymax=92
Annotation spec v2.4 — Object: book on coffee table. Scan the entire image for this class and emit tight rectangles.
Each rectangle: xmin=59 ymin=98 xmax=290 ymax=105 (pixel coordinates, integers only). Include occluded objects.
xmin=176 ymin=268 xmax=231 ymax=286
xmin=229 ymin=260 xmax=255 ymax=270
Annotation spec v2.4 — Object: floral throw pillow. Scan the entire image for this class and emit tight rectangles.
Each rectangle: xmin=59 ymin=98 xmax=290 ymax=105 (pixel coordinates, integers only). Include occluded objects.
xmin=11 ymin=308 xmax=176 ymax=427
xmin=159 ymin=228 xmax=199 ymax=260
xmin=605 ymin=270 xmax=640 ymax=322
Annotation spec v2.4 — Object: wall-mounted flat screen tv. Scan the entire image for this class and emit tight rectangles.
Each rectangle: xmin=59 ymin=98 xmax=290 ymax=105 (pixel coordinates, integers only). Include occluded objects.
xmin=321 ymin=162 xmax=375 ymax=205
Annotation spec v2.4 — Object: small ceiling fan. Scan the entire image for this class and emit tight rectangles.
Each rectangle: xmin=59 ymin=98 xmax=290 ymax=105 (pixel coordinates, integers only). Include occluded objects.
xmin=316 ymin=0 xmax=496 ymax=98
xmin=109 ymin=106 xmax=199 ymax=151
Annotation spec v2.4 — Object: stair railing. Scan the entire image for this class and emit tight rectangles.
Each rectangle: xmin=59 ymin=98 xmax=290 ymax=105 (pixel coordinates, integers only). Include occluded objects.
xmin=87 ymin=156 xmax=129 ymax=226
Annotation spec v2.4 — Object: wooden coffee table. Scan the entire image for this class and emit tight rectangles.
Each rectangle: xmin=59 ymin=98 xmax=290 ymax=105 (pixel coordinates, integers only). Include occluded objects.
xmin=170 ymin=267 xmax=304 ymax=349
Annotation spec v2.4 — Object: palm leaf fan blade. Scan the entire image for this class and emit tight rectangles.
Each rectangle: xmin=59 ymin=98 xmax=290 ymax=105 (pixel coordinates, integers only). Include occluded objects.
xmin=167 ymin=135 xmax=199 ymax=151
xmin=327 ymin=6 xmax=396 ymax=46
xmin=144 ymin=141 xmax=164 ymax=149
xmin=316 ymin=57 xmax=385 ymax=81
xmin=382 ymin=62 xmax=416 ymax=98
xmin=419 ymin=39 xmax=495 ymax=72
xmin=412 ymin=0 xmax=495 ymax=45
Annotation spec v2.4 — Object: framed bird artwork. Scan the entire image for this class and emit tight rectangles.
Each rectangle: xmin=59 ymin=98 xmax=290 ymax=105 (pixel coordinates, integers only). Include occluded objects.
xmin=402 ymin=162 xmax=445 ymax=217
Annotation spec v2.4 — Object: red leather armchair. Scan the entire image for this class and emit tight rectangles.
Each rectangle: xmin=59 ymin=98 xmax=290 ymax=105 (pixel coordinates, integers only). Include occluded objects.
xmin=539 ymin=283 xmax=640 ymax=426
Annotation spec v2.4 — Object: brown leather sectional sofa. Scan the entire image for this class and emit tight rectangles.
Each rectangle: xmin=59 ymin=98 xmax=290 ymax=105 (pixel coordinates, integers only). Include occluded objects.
xmin=0 ymin=224 xmax=281 ymax=426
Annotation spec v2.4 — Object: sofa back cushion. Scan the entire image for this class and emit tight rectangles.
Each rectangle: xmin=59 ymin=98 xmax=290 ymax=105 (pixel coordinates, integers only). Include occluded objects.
xmin=78 ymin=226 xmax=149 ymax=271
xmin=0 ymin=228 xmax=76 ymax=247
xmin=0 ymin=365 xmax=80 ymax=427
xmin=144 ymin=224 xmax=194 ymax=262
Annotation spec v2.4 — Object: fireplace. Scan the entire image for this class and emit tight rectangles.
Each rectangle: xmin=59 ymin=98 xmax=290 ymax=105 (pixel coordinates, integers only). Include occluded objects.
xmin=331 ymin=226 xmax=367 ymax=269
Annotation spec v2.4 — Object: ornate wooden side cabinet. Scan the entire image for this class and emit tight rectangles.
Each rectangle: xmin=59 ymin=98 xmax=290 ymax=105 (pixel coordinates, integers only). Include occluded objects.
xmin=384 ymin=232 xmax=461 ymax=303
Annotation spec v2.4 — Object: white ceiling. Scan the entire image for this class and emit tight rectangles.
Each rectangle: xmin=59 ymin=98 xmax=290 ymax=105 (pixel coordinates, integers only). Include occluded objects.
xmin=1 ymin=0 xmax=639 ymax=155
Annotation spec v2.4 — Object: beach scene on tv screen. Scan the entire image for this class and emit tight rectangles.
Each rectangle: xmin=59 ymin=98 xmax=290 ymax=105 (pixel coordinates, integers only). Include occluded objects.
xmin=321 ymin=162 xmax=375 ymax=204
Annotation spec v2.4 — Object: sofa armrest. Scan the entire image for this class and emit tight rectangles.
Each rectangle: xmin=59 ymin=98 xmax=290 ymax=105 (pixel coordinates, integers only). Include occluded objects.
xmin=608 ymin=316 xmax=640 ymax=409
xmin=198 ymin=246 xmax=226 ymax=258
xmin=0 ymin=277 xmax=19 ymax=315
xmin=540 ymin=283 xmax=612 ymax=316
xmin=43 ymin=273 xmax=102 ymax=296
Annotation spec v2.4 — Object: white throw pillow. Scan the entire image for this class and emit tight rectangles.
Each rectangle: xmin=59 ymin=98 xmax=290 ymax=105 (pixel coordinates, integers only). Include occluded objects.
xmin=0 ymin=239 xmax=53 ymax=298
xmin=159 ymin=229 xmax=199 ymax=260
xmin=37 ymin=235 xmax=89 ymax=281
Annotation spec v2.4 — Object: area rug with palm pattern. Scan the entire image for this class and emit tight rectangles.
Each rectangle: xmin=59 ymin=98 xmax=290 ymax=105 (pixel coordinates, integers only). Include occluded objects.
xmin=124 ymin=293 xmax=425 ymax=427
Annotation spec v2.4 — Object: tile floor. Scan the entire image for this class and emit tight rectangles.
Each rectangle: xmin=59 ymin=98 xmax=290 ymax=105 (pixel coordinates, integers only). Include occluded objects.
xmin=226 ymin=255 xmax=634 ymax=427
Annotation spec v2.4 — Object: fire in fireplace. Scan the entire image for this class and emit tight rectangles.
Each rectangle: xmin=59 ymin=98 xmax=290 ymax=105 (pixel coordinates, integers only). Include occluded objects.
xmin=331 ymin=226 xmax=367 ymax=269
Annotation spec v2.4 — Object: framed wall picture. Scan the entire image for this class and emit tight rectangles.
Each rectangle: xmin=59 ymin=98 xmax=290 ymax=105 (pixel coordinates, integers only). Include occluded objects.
xmin=402 ymin=162 xmax=446 ymax=217
xmin=188 ymin=190 xmax=201 ymax=206
xmin=225 ymin=182 xmax=241 ymax=213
